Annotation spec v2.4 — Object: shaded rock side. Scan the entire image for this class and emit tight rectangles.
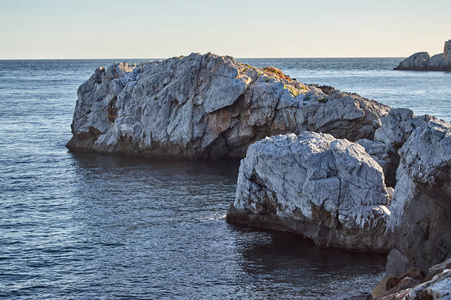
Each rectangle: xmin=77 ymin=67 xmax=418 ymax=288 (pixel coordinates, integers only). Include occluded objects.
xmin=356 ymin=139 xmax=399 ymax=188
xmin=445 ymin=40 xmax=451 ymax=65
xmin=395 ymin=40 xmax=451 ymax=71
xmin=226 ymin=132 xmax=393 ymax=252
xmin=357 ymin=108 xmax=436 ymax=188
xmin=386 ymin=119 xmax=451 ymax=276
xmin=66 ymin=53 xmax=389 ymax=159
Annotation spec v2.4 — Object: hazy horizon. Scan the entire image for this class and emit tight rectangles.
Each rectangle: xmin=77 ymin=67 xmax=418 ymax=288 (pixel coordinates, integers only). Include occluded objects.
xmin=0 ymin=55 xmax=408 ymax=61
xmin=1 ymin=0 xmax=450 ymax=60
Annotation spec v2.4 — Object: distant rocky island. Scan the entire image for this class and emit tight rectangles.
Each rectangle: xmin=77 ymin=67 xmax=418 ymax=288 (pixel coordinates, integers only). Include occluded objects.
xmin=395 ymin=40 xmax=451 ymax=71
xmin=68 ymin=53 xmax=451 ymax=299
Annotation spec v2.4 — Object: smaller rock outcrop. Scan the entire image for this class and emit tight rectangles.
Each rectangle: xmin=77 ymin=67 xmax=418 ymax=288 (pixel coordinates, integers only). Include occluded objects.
xmin=372 ymin=257 xmax=451 ymax=300
xmin=227 ymin=132 xmax=393 ymax=252
xmin=395 ymin=40 xmax=451 ymax=71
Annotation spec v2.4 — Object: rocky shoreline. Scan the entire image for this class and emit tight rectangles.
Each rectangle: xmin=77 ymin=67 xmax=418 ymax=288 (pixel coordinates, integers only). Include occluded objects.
xmin=68 ymin=54 xmax=451 ymax=298
xmin=395 ymin=40 xmax=451 ymax=71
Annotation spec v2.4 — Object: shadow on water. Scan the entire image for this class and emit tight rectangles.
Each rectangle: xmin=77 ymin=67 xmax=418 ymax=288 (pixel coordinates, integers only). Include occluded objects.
xmin=229 ymin=224 xmax=386 ymax=298
xmin=69 ymin=152 xmax=241 ymax=180
xmin=232 ymin=224 xmax=386 ymax=274
xmin=62 ymin=152 xmax=387 ymax=299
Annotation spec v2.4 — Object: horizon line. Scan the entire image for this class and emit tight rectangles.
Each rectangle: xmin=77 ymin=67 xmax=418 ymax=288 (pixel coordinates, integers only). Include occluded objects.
xmin=0 ymin=56 xmax=406 ymax=61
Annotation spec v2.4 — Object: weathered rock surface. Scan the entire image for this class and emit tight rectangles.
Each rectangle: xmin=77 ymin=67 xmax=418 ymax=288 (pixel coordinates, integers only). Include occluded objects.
xmin=373 ymin=257 xmax=451 ymax=300
xmin=386 ymin=119 xmax=451 ymax=277
xmin=226 ymin=132 xmax=393 ymax=252
xmin=404 ymin=270 xmax=451 ymax=300
xmin=227 ymin=112 xmax=451 ymax=297
xmin=359 ymin=108 xmax=436 ymax=187
xmin=395 ymin=40 xmax=451 ymax=71
xmin=356 ymin=139 xmax=399 ymax=188
xmin=373 ymin=108 xmax=434 ymax=148
xmin=67 ymin=53 xmax=389 ymax=159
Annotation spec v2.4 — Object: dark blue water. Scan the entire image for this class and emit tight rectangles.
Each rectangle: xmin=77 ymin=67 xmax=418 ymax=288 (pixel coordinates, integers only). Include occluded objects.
xmin=1 ymin=58 xmax=449 ymax=299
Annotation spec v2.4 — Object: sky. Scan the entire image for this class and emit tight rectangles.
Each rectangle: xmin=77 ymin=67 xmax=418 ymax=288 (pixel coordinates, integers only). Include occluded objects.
xmin=1 ymin=0 xmax=450 ymax=59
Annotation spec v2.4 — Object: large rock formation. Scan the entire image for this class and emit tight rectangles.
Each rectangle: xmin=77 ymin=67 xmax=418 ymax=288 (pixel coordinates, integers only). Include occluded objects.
xmin=68 ymin=52 xmax=450 ymax=297
xmin=227 ymin=132 xmax=393 ymax=252
xmin=395 ymin=40 xmax=451 ymax=71
xmin=67 ymin=53 xmax=389 ymax=159
xmin=226 ymin=112 xmax=451 ymax=290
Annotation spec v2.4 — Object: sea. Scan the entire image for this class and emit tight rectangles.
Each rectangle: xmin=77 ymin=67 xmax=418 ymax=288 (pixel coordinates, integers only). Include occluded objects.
xmin=0 ymin=58 xmax=450 ymax=300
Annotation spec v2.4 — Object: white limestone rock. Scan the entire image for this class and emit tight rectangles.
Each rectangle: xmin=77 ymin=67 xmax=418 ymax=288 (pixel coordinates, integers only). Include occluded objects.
xmin=386 ymin=120 xmax=451 ymax=275
xmin=227 ymin=132 xmax=393 ymax=252
xmin=374 ymin=108 xmax=435 ymax=148
xmin=429 ymin=53 xmax=447 ymax=69
xmin=67 ymin=53 xmax=389 ymax=159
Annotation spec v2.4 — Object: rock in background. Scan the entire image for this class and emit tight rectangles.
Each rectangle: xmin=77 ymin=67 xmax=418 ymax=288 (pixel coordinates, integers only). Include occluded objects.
xmin=67 ymin=53 xmax=389 ymax=159
xmin=395 ymin=40 xmax=451 ymax=71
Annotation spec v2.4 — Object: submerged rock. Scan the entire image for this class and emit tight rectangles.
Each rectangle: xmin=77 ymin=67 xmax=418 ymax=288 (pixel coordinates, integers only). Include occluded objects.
xmin=227 ymin=132 xmax=393 ymax=252
xmin=67 ymin=53 xmax=389 ymax=159
xmin=395 ymin=40 xmax=451 ymax=71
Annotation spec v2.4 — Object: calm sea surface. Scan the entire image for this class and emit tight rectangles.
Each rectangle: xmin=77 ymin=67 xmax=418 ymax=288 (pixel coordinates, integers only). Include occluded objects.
xmin=0 ymin=58 xmax=449 ymax=299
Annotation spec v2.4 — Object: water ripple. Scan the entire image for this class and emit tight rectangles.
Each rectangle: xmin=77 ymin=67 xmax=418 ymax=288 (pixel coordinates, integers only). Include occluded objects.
xmin=0 ymin=59 xmax=422 ymax=299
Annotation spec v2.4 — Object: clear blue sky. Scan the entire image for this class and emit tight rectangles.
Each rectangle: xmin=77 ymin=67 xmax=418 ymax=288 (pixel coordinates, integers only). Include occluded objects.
xmin=1 ymin=0 xmax=450 ymax=59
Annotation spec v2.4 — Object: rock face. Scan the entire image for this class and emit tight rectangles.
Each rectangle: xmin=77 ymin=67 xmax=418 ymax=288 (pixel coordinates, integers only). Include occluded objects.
xmin=67 ymin=53 xmax=389 ymax=159
xmin=227 ymin=111 xmax=451 ymax=283
xmin=359 ymin=108 xmax=436 ymax=188
xmin=395 ymin=40 xmax=451 ymax=71
xmin=226 ymin=132 xmax=393 ymax=252
xmin=386 ymin=119 xmax=451 ymax=276
xmin=445 ymin=40 xmax=451 ymax=65
xmin=356 ymin=139 xmax=398 ymax=188
xmin=372 ymin=257 xmax=451 ymax=299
